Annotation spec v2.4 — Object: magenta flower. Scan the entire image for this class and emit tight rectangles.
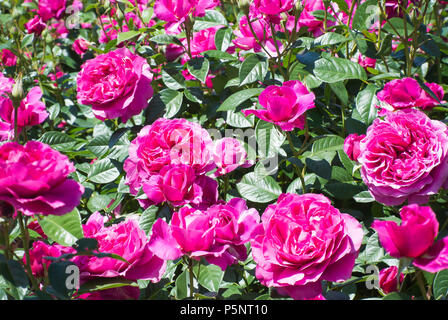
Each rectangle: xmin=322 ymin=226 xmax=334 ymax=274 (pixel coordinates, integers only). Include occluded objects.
xmin=372 ymin=204 xmax=448 ymax=273
xmin=343 ymin=133 xmax=365 ymax=162
xmin=77 ymin=212 xmax=167 ymax=282
xmin=142 ymin=164 xmax=218 ymax=207
xmin=377 ymin=78 xmax=445 ymax=113
xmin=76 ymin=48 xmax=153 ymax=123
xmin=251 ymin=193 xmax=363 ymax=300
xmin=37 ymin=0 xmax=67 ymax=22
xmin=72 ymin=38 xmax=90 ymax=57
xmin=154 ymin=0 xmax=220 ymax=23
xmin=25 ymin=16 xmax=47 ymax=36
xmin=0 ymin=49 xmax=17 ymax=67
xmin=358 ymin=109 xmax=448 ymax=206
xmin=148 ymin=198 xmax=261 ymax=270
xmin=0 ymin=141 xmax=84 ymax=216
xmin=242 ymin=80 xmax=316 ymax=131
xmin=253 ymin=0 xmax=295 ymax=15
xmin=123 ymin=118 xmax=216 ymax=208
xmin=379 ymin=266 xmax=405 ymax=294
xmin=212 ymin=137 xmax=253 ymax=177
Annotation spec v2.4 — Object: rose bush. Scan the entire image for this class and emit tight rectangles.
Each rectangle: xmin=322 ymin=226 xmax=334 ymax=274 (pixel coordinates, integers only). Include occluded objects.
xmin=0 ymin=0 xmax=447 ymax=302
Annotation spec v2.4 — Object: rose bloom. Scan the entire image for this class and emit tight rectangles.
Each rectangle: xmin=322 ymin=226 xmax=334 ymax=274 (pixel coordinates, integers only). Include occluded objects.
xmin=0 ymin=49 xmax=17 ymax=67
xmin=377 ymin=78 xmax=445 ymax=113
xmin=253 ymin=0 xmax=295 ymax=15
xmin=242 ymin=80 xmax=316 ymax=131
xmin=77 ymin=212 xmax=167 ymax=282
xmin=212 ymin=137 xmax=253 ymax=177
xmin=343 ymin=133 xmax=365 ymax=162
xmin=357 ymin=109 xmax=448 ymax=206
xmin=379 ymin=266 xmax=404 ymax=294
xmin=154 ymin=0 xmax=220 ymax=23
xmin=72 ymin=38 xmax=90 ymax=57
xmin=25 ymin=240 xmax=75 ymax=278
xmin=0 ymin=141 xmax=84 ymax=216
xmin=251 ymin=193 xmax=363 ymax=300
xmin=25 ymin=16 xmax=46 ymax=36
xmin=124 ymin=118 xmax=215 ymax=201
xmin=148 ymin=198 xmax=261 ymax=270
xmin=233 ymin=15 xmax=281 ymax=56
xmin=38 ymin=0 xmax=67 ymax=22
xmin=372 ymin=204 xmax=448 ymax=273
xmin=76 ymin=48 xmax=153 ymax=123
xmin=142 ymin=164 xmax=218 ymax=207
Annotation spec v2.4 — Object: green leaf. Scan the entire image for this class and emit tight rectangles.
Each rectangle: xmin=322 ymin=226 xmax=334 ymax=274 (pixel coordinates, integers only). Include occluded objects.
xmin=217 ymin=88 xmax=264 ymax=112
xmin=21 ymin=33 xmax=34 ymax=48
xmin=0 ymin=255 xmax=29 ymax=289
xmin=353 ymin=191 xmax=375 ymax=203
xmin=255 ymin=120 xmax=286 ymax=159
xmin=226 ymin=111 xmax=254 ymax=128
xmin=87 ymin=193 xmax=113 ymax=212
xmin=329 ymin=82 xmax=348 ymax=106
xmin=313 ymin=32 xmax=349 ymax=47
xmin=86 ymin=134 xmax=110 ymax=158
xmin=149 ymin=34 xmax=182 ymax=46
xmin=383 ymin=18 xmax=415 ymax=38
xmin=88 ymin=158 xmax=121 ymax=184
xmin=352 ymin=0 xmax=379 ymax=31
xmin=175 ymin=270 xmax=189 ymax=300
xmin=194 ymin=10 xmax=227 ymax=30
xmin=161 ymin=69 xmax=186 ymax=90
xmin=79 ymin=278 xmax=136 ymax=294
xmin=139 ymin=206 xmax=158 ymax=236
xmin=357 ymin=233 xmax=384 ymax=265
xmin=39 ymin=131 xmax=77 ymax=152
xmin=186 ymin=57 xmax=210 ymax=83
xmin=39 ymin=208 xmax=84 ymax=246
xmin=237 ymin=172 xmax=282 ymax=203
xmin=239 ymin=54 xmax=268 ymax=86
xmin=48 ymin=261 xmax=78 ymax=298
xmin=355 ymin=84 xmax=379 ymax=126
xmin=194 ymin=264 xmax=224 ymax=293
xmin=311 ymin=135 xmax=345 ymax=156
xmin=117 ymin=30 xmax=141 ymax=45
xmin=313 ymin=57 xmax=367 ymax=83
xmin=382 ymin=292 xmax=411 ymax=300
xmin=203 ymin=50 xmax=237 ymax=61
xmin=156 ymin=89 xmax=184 ymax=118
xmin=433 ymin=270 xmax=448 ymax=300
xmin=214 ymin=27 xmax=232 ymax=52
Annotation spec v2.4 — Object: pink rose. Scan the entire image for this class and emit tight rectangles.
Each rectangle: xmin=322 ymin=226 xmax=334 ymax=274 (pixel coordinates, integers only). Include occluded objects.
xmin=72 ymin=38 xmax=90 ymax=57
xmin=358 ymin=109 xmax=448 ymax=206
xmin=253 ymin=0 xmax=294 ymax=15
xmin=233 ymin=15 xmax=281 ymax=56
xmin=76 ymin=48 xmax=153 ymax=123
xmin=142 ymin=164 xmax=218 ymax=207
xmin=242 ymin=80 xmax=316 ymax=131
xmin=0 ymin=49 xmax=17 ymax=67
xmin=154 ymin=0 xmax=220 ymax=23
xmin=0 ymin=141 xmax=84 ymax=216
xmin=357 ymin=54 xmax=376 ymax=70
xmin=343 ymin=133 xmax=365 ymax=162
xmin=148 ymin=198 xmax=261 ymax=270
xmin=379 ymin=266 xmax=404 ymax=294
xmin=38 ymin=0 xmax=67 ymax=22
xmin=78 ymin=212 xmax=167 ymax=282
xmin=377 ymin=78 xmax=445 ymax=112
xmin=124 ymin=118 xmax=215 ymax=203
xmin=212 ymin=137 xmax=253 ymax=177
xmin=25 ymin=240 xmax=75 ymax=278
xmin=25 ymin=16 xmax=46 ymax=36
xmin=251 ymin=193 xmax=363 ymax=300
xmin=373 ymin=204 xmax=448 ymax=273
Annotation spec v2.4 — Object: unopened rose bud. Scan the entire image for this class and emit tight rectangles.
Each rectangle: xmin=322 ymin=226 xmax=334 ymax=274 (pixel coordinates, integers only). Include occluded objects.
xmin=12 ymin=77 xmax=23 ymax=102
xmin=238 ymin=0 xmax=250 ymax=14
